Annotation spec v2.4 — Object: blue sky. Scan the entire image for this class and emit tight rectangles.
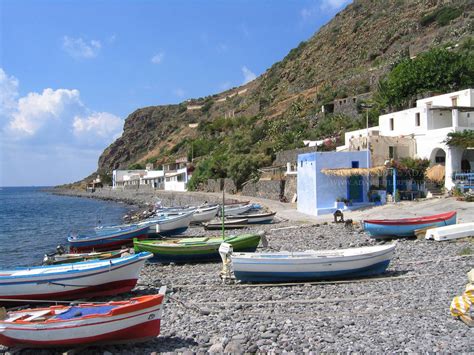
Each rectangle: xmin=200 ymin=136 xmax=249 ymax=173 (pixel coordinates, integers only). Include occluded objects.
xmin=0 ymin=0 xmax=351 ymax=186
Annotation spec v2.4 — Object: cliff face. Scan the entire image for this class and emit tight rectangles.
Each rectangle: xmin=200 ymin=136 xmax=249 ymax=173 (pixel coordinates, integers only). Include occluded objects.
xmin=97 ymin=0 xmax=473 ymax=173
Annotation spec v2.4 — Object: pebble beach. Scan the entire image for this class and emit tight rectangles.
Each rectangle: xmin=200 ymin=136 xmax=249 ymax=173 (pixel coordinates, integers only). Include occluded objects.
xmin=4 ymin=189 xmax=473 ymax=353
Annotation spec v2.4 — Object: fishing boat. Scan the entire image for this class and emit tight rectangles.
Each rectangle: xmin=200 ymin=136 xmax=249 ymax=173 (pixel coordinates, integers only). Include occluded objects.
xmin=68 ymin=225 xmax=150 ymax=252
xmin=192 ymin=205 xmax=219 ymax=223
xmin=133 ymin=233 xmax=262 ymax=263
xmin=223 ymin=243 xmax=396 ymax=283
xmin=203 ymin=218 xmax=248 ymax=230
xmin=144 ymin=211 xmax=194 ymax=236
xmin=218 ymin=203 xmax=253 ymax=217
xmin=0 ymin=287 xmax=166 ymax=347
xmin=0 ymin=252 xmax=152 ymax=303
xmin=425 ymin=222 xmax=474 ymax=241
xmin=362 ymin=211 xmax=457 ymax=238
xmin=43 ymin=247 xmax=132 ymax=265
xmin=227 ymin=211 xmax=276 ymax=224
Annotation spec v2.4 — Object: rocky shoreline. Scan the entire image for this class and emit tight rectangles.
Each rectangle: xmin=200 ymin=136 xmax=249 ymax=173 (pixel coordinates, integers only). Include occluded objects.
xmin=6 ymin=189 xmax=473 ymax=353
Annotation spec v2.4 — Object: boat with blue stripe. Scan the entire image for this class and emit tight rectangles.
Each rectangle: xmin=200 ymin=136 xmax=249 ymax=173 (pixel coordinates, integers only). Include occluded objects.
xmin=227 ymin=244 xmax=395 ymax=283
xmin=68 ymin=225 xmax=150 ymax=252
xmin=362 ymin=211 xmax=457 ymax=238
xmin=0 ymin=252 xmax=152 ymax=303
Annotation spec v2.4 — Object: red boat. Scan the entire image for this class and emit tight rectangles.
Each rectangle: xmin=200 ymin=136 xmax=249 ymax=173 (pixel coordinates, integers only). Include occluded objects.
xmin=0 ymin=287 xmax=166 ymax=348
xmin=362 ymin=211 xmax=457 ymax=238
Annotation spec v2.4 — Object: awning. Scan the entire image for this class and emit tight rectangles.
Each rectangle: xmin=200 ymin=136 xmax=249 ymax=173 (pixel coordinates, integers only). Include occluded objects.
xmin=321 ymin=166 xmax=386 ymax=177
xmin=425 ymin=164 xmax=445 ymax=183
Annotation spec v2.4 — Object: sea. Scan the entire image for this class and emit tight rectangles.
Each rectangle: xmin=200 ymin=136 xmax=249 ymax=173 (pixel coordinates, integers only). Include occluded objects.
xmin=0 ymin=187 xmax=131 ymax=268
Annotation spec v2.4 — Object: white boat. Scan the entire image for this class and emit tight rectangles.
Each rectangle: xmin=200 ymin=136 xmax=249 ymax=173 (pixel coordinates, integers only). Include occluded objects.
xmin=225 ymin=244 xmax=396 ymax=283
xmin=227 ymin=211 xmax=276 ymax=224
xmin=219 ymin=203 xmax=253 ymax=217
xmin=0 ymin=287 xmax=166 ymax=347
xmin=425 ymin=222 xmax=474 ymax=241
xmin=0 ymin=252 xmax=152 ymax=303
xmin=143 ymin=211 xmax=194 ymax=236
xmin=192 ymin=205 xmax=219 ymax=223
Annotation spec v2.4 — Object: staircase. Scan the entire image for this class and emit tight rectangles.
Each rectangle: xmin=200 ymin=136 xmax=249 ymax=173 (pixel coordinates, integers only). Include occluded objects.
xmin=426 ymin=182 xmax=445 ymax=198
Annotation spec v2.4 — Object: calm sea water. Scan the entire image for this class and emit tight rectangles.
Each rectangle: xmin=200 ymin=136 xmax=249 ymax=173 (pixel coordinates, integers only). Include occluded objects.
xmin=0 ymin=187 xmax=131 ymax=268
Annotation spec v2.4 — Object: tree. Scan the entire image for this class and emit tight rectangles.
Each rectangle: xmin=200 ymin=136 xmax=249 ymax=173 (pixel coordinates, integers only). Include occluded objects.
xmin=444 ymin=130 xmax=474 ymax=149
xmin=377 ymin=48 xmax=474 ymax=109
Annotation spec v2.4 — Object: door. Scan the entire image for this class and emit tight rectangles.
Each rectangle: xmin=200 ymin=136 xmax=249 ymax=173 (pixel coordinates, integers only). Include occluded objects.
xmin=347 ymin=161 xmax=363 ymax=203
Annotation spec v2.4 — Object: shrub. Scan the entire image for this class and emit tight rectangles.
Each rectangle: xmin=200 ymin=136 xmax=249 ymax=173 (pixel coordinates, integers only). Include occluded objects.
xmin=420 ymin=6 xmax=462 ymax=27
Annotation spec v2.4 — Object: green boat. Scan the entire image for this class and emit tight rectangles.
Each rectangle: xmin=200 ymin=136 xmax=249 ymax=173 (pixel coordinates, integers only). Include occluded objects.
xmin=133 ymin=233 xmax=262 ymax=263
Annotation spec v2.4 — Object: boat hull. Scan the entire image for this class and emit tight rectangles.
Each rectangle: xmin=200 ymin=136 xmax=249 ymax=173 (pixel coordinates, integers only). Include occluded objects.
xmin=134 ymin=234 xmax=261 ymax=263
xmin=228 ymin=212 xmax=276 ymax=224
xmin=363 ymin=211 xmax=457 ymax=238
xmin=146 ymin=212 xmax=194 ymax=236
xmin=425 ymin=222 xmax=474 ymax=241
xmin=231 ymin=244 xmax=395 ymax=283
xmin=219 ymin=204 xmax=253 ymax=216
xmin=192 ymin=206 xmax=219 ymax=223
xmin=69 ymin=226 xmax=150 ymax=252
xmin=0 ymin=293 xmax=165 ymax=348
xmin=0 ymin=253 xmax=152 ymax=304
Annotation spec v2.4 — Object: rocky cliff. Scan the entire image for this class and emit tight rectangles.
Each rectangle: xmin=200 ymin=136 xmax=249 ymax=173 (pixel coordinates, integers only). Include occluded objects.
xmin=97 ymin=0 xmax=473 ymax=174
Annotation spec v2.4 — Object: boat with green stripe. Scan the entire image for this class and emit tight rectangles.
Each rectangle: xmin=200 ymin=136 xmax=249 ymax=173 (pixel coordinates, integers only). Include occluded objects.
xmin=133 ymin=232 xmax=263 ymax=263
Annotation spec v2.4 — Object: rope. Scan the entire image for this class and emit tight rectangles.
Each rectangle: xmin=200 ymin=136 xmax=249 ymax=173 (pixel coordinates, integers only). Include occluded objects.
xmin=167 ymin=295 xmax=209 ymax=315
xmin=184 ymin=293 xmax=404 ymax=306
xmin=168 ymin=271 xmax=447 ymax=289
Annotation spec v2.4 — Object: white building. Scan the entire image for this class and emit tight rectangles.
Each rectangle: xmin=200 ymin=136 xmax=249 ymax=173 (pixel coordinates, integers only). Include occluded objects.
xmin=339 ymin=89 xmax=474 ymax=189
xmin=112 ymin=158 xmax=192 ymax=191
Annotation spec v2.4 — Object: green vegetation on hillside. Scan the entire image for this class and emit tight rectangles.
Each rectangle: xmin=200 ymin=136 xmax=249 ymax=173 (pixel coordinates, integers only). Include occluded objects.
xmin=376 ymin=46 xmax=474 ymax=109
xmin=187 ymin=113 xmax=364 ymax=190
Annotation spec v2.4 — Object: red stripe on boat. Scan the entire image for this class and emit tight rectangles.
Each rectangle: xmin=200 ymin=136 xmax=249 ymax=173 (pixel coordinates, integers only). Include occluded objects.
xmin=0 ymin=279 xmax=138 ymax=304
xmin=364 ymin=211 xmax=456 ymax=226
xmin=0 ymin=319 xmax=161 ymax=347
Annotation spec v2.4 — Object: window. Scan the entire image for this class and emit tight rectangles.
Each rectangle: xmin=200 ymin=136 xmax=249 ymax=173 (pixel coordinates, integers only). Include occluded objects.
xmin=389 ymin=118 xmax=394 ymax=131
xmin=415 ymin=113 xmax=420 ymax=126
xmin=451 ymin=96 xmax=458 ymax=107
xmin=389 ymin=146 xmax=396 ymax=159
xmin=351 ymin=161 xmax=359 ymax=168
xmin=435 ymin=156 xmax=445 ymax=164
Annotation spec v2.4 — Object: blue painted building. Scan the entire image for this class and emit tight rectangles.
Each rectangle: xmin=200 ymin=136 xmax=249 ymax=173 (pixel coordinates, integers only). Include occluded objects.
xmin=297 ymin=151 xmax=371 ymax=216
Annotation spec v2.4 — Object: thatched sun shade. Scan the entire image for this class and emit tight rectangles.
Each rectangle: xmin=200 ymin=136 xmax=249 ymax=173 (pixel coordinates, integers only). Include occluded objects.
xmin=321 ymin=166 xmax=386 ymax=177
xmin=425 ymin=164 xmax=445 ymax=183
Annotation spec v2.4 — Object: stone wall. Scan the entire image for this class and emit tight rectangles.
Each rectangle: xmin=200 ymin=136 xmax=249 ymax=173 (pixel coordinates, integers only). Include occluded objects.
xmin=333 ymin=92 xmax=371 ymax=117
xmin=274 ymin=147 xmax=319 ymax=166
xmin=284 ymin=175 xmax=297 ymax=202
xmin=242 ymin=180 xmax=283 ymax=201
xmin=205 ymin=178 xmax=236 ymax=193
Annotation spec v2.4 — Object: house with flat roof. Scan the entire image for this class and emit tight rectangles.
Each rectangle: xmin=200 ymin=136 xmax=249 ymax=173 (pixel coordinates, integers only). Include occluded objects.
xmin=337 ymin=89 xmax=474 ymax=189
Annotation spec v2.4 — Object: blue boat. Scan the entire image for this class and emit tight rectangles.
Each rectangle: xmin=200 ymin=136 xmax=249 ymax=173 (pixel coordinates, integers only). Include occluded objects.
xmin=68 ymin=225 xmax=150 ymax=252
xmin=228 ymin=244 xmax=396 ymax=283
xmin=362 ymin=211 xmax=457 ymax=238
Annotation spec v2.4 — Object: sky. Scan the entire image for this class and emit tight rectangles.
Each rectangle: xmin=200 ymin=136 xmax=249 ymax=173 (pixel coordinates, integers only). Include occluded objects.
xmin=0 ymin=0 xmax=351 ymax=187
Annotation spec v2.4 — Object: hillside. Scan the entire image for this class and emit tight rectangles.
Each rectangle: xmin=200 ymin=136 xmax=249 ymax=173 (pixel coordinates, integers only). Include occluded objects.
xmin=96 ymin=0 xmax=473 ymax=184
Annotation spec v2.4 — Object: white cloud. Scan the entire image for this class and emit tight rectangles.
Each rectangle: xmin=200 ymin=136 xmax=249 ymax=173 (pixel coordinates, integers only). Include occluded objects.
xmin=241 ymin=66 xmax=256 ymax=84
xmin=301 ymin=0 xmax=350 ymax=20
xmin=0 ymin=68 xmax=19 ymax=119
xmin=8 ymin=88 xmax=83 ymax=137
xmin=151 ymin=52 xmax=164 ymax=64
xmin=73 ymin=112 xmax=123 ymax=141
xmin=219 ymin=81 xmax=232 ymax=91
xmin=217 ymin=43 xmax=229 ymax=52
xmin=108 ymin=34 xmax=117 ymax=44
xmin=320 ymin=0 xmax=351 ymax=10
xmin=62 ymin=36 xmax=102 ymax=59
xmin=0 ymin=68 xmax=124 ymax=186
xmin=173 ymin=88 xmax=186 ymax=98
xmin=1 ymin=68 xmax=122 ymax=146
